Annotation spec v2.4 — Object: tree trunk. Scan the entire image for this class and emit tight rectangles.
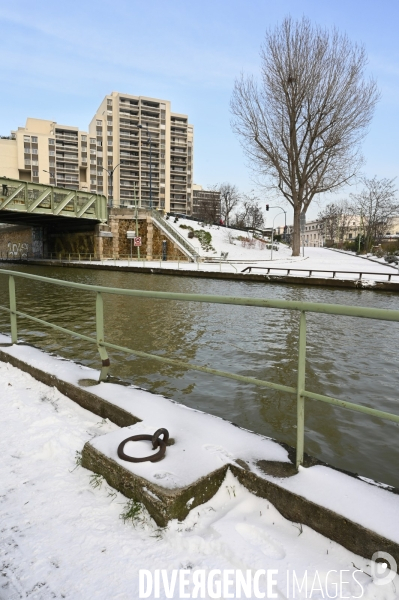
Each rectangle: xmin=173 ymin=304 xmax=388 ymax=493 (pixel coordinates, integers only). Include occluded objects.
xmin=292 ymin=206 xmax=302 ymax=256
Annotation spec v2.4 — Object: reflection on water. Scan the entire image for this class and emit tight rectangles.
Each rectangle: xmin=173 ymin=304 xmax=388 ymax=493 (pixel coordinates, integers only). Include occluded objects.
xmin=0 ymin=264 xmax=398 ymax=486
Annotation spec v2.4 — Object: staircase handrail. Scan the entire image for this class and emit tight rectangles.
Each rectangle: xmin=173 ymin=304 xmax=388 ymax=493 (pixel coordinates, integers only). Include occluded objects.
xmin=151 ymin=211 xmax=200 ymax=261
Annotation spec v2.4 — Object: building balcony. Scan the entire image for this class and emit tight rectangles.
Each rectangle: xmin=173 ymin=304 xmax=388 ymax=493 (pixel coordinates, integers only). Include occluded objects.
xmin=56 ymin=167 xmax=79 ymax=174
xmin=171 ymin=148 xmax=186 ymax=155
xmin=119 ymin=120 xmax=139 ymax=129
xmin=120 ymin=182 xmax=139 ymax=189
xmin=120 ymin=140 xmax=139 ymax=147
xmin=120 ymin=151 xmax=139 ymax=158
xmin=119 ymin=109 xmax=139 ymax=116
xmin=55 ymin=133 xmax=79 ymax=142
xmin=119 ymin=100 xmax=139 ymax=107
xmin=120 ymin=131 xmax=139 ymax=139
xmin=56 ymin=154 xmax=79 ymax=163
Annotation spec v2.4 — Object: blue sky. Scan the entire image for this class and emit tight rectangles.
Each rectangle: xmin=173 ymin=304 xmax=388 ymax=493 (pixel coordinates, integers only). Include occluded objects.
xmin=0 ymin=0 xmax=398 ymax=225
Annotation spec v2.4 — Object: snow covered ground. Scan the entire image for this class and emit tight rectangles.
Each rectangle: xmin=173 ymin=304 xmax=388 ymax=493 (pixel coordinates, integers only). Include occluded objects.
xmin=70 ymin=219 xmax=399 ymax=282
xmin=1 ymin=346 xmax=399 ymax=598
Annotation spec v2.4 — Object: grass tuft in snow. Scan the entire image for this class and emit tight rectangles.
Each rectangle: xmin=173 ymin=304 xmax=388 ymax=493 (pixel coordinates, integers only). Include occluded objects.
xmin=89 ymin=473 xmax=104 ymax=489
xmin=120 ymin=499 xmax=143 ymax=524
xmin=293 ymin=522 xmax=303 ymax=536
xmin=226 ymin=485 xmax=236 ymax=498
xmin=40 ymin=394 xmax=59 ymax=411
xmin=69 ymin=450 xmax=82 ymax=473
xmin=107 ymin=489 xmax=117 ymax=502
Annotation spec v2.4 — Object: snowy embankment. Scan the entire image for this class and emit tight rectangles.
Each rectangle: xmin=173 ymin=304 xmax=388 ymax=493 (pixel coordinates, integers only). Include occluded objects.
xmin=77 ymin=218 xmax=399 ymax=281
xmin=1 ymin=338 xmax=399 ymax=598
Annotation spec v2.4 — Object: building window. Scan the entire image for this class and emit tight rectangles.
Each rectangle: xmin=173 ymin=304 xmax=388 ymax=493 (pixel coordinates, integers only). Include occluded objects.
xmin=96 ymin=120 xmax=102 ymax=125
xmin=90 ymin=138 xmax=96 ymax=144
xmin=49 ymin=139 xmax=55 ymax=145
xmin=31 ymin=136 xmax=38 ymax=143
xmin=32 ymin=170 xmax=39 ymax=177
xmin=81 ymin=135 xmax=87 ymax=141
xmin=23 ymin=135 xmax=30 ymax=141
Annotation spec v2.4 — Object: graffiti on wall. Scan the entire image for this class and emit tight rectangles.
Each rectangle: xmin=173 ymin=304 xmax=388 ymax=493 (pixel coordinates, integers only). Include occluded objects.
xmin=8 ymin=242 xmax=29 ymax=259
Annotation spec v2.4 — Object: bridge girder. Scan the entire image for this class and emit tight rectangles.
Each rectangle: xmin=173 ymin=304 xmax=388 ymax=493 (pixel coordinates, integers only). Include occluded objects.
xmin=0 ymin=177 xmax=107 ymax=227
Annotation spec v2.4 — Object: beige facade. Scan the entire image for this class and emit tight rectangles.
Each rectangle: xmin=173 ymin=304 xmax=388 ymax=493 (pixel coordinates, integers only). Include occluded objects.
xmin=89 ymin=92 xmax=193 ymax=212
xmin=2 ymin=118 xmax=91 ymax=190
xmin=279 ymin=215 xmax=399 ymax=247
xmin=0 ymin=92 xmax=194 ymax=213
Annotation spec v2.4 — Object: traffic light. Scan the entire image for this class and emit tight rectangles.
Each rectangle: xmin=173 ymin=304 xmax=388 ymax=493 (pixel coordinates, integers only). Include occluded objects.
xmin=266 ymin=204 xmax=269 ymax=211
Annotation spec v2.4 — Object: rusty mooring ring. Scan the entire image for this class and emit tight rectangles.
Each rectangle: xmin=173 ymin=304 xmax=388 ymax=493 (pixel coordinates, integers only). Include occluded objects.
xmin=117 ymin=428 xmax=169 ymax=463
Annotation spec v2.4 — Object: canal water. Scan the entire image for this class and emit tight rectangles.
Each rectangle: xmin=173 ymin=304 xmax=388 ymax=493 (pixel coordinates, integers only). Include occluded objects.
xmin=0 ymin=264 xmax=398 ymax=487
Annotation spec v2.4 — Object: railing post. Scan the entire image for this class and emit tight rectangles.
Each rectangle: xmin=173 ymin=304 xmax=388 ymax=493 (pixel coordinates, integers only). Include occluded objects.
xmin=9 ymin=275 xmax=18 ymax=344
xmin=96 ymin=292 xmax=110 ymax=382
xmin=296 ymin=311 xmax=306 ymax=469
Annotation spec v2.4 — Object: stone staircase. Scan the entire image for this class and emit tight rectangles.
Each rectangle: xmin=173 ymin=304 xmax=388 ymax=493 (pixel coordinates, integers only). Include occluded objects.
xmin=151 ymin=211 xmax=200 ymax=262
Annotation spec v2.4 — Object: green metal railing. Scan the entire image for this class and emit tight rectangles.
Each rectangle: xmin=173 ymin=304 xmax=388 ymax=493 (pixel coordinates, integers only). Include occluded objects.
xmin=1 ymin=268 xmax=399 ymax=469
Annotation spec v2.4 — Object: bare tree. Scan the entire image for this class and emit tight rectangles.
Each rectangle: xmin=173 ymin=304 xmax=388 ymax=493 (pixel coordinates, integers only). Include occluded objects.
xmin=230 ymin=16 xmax=379 ymax=255
xmin=318 ymin=200 xmax=353 ymax=246
xmin=350 ymin=177 xmax=398 ymax=251
xmin=197 ymin=192 xmax=221 ymax=224
xmin=234 ymin=194 xmax=265 ymax=229
xmin=318 ymin=203 xmax=340 ymax=244
xmin=218 ymin=183 xmax=241 ymax=226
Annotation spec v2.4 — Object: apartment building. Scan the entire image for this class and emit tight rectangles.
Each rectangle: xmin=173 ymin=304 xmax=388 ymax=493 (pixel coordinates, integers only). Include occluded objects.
xmin=280 ymin=217 xmax=365 ymax=247
xmin=0 ymin=118 xmax=90 ymax=190
xmin=0 ymin=92 xmax=194 ymax=213
xmin=189 ymin=184 xmax=221 ymax=222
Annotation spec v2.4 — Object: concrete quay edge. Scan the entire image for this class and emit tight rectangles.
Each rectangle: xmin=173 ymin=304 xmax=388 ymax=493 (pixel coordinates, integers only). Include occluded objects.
xmin=2 ymin=259 xmax=399 ymax=291
xmin=0 ymin=347 xmax=398 ymax=563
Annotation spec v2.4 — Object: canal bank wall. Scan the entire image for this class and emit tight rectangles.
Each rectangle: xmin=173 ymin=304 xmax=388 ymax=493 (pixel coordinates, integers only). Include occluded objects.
xmin=0 ymin=335 xmax=399 ymax=563
xmin=2 ymin=258 xmax=399 ymax=292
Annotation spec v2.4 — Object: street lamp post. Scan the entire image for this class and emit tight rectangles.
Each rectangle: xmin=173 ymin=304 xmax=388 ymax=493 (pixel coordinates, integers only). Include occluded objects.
xmin=267 ymin=205 xmax=287 ymax=239
xmin=271 ymin=210 xmax=285 ymax=260
xmin=136 ymin=124 xmax=152 ymax=210
xmin=43 ymin=169 xmax=55 ymax=185
xmin=101 ymin=163 xmax=120 ymax=208
xmin=133 ymin=182 xmax=140 ymax=260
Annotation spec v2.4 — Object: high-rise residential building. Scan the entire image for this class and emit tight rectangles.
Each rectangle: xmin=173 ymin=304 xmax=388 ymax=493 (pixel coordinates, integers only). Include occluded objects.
xmin=0 ymin=92 xmax=194 ymax=214
xmin=0 ymin=118 xmax=91 ymax=190
xmin=89 ymin=92 xmax=193 ymax=212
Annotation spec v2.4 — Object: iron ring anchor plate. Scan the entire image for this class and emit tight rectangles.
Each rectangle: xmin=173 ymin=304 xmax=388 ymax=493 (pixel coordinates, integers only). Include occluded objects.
xmin=117 ymin=428 xmax=169 ymax=463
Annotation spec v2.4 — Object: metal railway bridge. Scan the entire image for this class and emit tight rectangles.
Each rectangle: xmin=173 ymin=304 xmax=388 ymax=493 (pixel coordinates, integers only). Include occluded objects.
xmin=0 ymin=177 xmax=107 ymax=232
